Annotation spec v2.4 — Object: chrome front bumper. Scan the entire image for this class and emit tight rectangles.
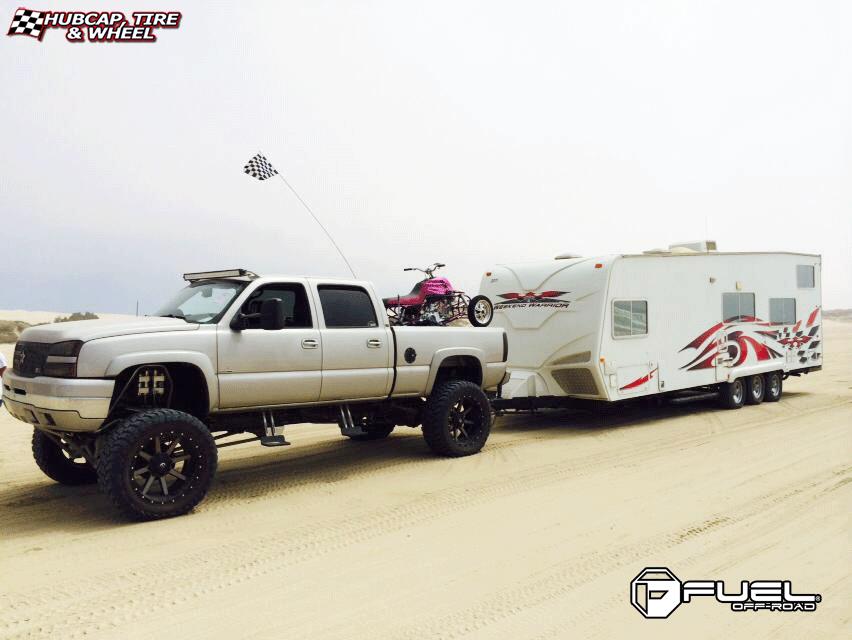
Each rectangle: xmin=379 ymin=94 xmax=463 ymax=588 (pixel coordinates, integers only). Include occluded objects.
xmin=2 ymin=371 xmax=115 ymax=432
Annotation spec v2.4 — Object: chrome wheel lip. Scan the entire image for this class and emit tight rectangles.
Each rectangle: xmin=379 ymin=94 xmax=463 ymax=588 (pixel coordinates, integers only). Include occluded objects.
xmin=751 ymin=375 xmax=763 ymax=398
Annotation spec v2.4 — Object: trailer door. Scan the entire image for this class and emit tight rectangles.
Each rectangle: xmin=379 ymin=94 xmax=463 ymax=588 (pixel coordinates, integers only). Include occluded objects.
xmin=612 ymin=300 xmax=658 ymax=395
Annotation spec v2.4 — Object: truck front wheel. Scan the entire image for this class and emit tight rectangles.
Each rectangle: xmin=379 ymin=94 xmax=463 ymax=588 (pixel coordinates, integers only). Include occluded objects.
xmin=32 ymin=430 xmax=98 ymax=485
xmin=422 ymin=380 xmax=491 ymax=456
xmin=96 ymin=409 xmax=217 ymax=521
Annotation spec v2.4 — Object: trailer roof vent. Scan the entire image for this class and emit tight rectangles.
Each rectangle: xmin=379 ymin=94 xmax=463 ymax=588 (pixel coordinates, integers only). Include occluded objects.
xmin=668 ymin=240 xmax=717 ymax=253
xmin=642 ymin=240 xmax=717 ymax=255
xmin=555 ymin=253 xmax=583 ymax=260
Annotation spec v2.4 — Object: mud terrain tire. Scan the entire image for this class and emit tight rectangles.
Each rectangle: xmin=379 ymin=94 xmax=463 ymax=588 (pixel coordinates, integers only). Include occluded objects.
xmin=32 ymin=429 xmax=98 ymax=485
xmin=422 ymin=380 xmax=491 ymax=457
xmin=97 ymin=409 xmax=217 ymax=521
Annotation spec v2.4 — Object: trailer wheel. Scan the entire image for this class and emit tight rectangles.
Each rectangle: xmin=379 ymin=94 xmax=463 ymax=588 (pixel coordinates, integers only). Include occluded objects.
xmin=468 ymin=296 xmax=494 ymax=327
xmin=718 ymin=379 xmax=745 ymax=409
xmin=32 ymin=430 xmax=98 ymax=486
xmin=764 ymin=371 xmax=783 ymax=402
xmin=745 ymin=375 xmax=765 ymax=405
xmin=347 ymin=422 xmax=395 ymax=441
xmin=96 ymin=409 xmax=217 ymax=521
xmin=422 ymin=380 xmax=491 ymax=457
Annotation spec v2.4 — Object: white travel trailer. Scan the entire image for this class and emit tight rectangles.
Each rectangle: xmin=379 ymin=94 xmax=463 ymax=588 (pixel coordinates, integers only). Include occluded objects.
xmin=470 ymin=243 xmax=822 ymax=409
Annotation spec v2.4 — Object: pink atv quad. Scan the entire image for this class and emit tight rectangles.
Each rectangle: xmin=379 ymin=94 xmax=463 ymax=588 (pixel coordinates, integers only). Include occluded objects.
xmin=384 ymin=262 xmax=474 ymax=326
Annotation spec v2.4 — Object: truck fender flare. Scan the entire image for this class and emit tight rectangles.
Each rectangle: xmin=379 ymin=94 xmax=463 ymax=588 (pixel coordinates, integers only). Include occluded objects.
xmin=105 ymin=351 xmax=218 ymax=410
xmin=425 ymin=348 xmax=486 ymax=395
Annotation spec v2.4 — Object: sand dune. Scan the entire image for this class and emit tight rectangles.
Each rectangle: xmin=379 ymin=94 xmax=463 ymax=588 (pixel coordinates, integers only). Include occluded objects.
xmin=0 ymin=323 xmax=849 ymax=639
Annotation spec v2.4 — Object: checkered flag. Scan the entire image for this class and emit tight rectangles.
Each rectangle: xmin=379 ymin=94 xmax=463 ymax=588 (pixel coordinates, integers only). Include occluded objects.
xmin=243 ymin=153 xmax=279 ymax=181
xmin=7 ymin=8 xmax=46 ymax=39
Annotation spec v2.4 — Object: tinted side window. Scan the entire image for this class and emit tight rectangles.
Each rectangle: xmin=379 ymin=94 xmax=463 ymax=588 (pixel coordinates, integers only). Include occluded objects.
xmin=796 ymin=265 xmax=815 ymax=288
xmin=318 ymin=286 xmax=378 ymax=328
xmin=613 ymin=300 xmax=648 ymax=337
xmin=242 ymin=284 xmax=312 ymax=329
xmin=769 ymin=298 xmax=796 ymax=324
xmin=722 ymin=292 xmax=755 ymax=322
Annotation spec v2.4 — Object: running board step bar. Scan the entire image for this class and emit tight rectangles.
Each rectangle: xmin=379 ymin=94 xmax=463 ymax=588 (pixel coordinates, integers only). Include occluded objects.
xmin=260 ymin=410 xmax=290 ymax=447
xmin=337 ymin=404 xmax=367 ymax=437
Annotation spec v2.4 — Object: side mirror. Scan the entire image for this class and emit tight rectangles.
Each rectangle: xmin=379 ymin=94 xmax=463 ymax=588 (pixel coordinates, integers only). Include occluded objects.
xmin=260 ymin=298 xmax=286 ymax=330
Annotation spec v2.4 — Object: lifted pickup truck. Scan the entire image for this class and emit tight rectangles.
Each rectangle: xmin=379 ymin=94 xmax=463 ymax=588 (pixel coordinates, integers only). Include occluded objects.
xmin=3 ymin=269 xmax=508 ymax=520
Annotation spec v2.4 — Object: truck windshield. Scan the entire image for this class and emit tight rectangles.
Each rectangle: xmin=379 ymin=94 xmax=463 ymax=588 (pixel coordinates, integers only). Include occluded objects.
xmin=155 ymin=280 xmax=247 ymax=324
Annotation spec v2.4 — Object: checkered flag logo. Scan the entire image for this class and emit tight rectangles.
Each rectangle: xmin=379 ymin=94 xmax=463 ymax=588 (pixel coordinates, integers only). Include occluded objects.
xmin=7 ymin=8 xmax=46 ymax=39
xmin=243 ymin=153 xmax=279 ymax=181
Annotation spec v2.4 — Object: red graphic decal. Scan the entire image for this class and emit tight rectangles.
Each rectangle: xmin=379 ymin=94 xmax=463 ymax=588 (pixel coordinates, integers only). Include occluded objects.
xmin=680 ymin=306 xmax=820 ymax=372
xmin=679 ymin=322 xmax=723 ymax=352
xmin=807 ymin=306 xmax=820 ymax=327
xmin=498 ymin=291 xmax=568 ymax=302
xmin=619 ymin=368 xmax=658 ymax=391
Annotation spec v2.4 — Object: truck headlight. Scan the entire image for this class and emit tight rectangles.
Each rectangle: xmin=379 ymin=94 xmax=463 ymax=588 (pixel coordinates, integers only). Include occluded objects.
xmin=44 ymin=340 xmax=83 ymax=377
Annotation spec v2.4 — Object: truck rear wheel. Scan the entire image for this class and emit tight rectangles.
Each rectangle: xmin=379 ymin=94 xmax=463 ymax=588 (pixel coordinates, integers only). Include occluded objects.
xmin=422 ymin=380 xmax=491 ymax=456
xmin=347 ymin=422 xmax=395 ymax=441
xmin=96 ymin=409 xmax=217 ymax=521
xmin=718 ymin=379 xmax=745 ymax=409
xmin=764 ymin=371 xmax=783 ymax=402
xmin=32 ymin=429 xmax=98 ymax=485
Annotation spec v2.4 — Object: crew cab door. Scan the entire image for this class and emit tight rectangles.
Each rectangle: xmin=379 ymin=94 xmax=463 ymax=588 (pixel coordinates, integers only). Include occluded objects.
xmin=217 ymin=282 xmax=322 ymax=408
xmin=313 ymin=283 xmax=392 ymax=401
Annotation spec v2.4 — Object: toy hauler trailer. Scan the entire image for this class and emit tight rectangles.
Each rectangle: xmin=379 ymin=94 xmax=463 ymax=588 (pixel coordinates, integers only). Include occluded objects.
xmin=471 ymin=243 xmax=822 ymax=410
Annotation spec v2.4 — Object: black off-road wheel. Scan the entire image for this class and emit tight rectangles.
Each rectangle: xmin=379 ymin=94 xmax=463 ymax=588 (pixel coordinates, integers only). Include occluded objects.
xmin=347 ymin=422 xmax=395 ymax=441
xmin=468 ymin=296 xmax=494 ymax=327
xmin=422 ymin=380 xmax=491 ymax=457
xmin=745 ymin=374 xmax=765 ymax=405
xmin=32 ymin=429 xmax=98 ymax=485
xmin=96 ymin=409 xmax=217 ymax=521
xmin=718 ymin=379 xmax=745 ymax=409
xmin=764 ymin=371 xmax=783 ymax=402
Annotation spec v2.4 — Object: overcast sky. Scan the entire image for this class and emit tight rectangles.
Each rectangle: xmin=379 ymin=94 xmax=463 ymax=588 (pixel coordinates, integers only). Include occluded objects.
xmin=1 ymin=0 xmax=850 ymax=312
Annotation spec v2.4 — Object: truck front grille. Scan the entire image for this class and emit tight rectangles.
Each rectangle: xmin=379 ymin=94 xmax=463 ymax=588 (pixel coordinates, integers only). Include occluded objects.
xmin=13 ymin=342 xmax=51 ymax=377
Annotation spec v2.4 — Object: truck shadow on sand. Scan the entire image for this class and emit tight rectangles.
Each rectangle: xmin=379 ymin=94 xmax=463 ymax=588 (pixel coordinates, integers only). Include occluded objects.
xmin=0 ymin=434 xmax=436 ymax=536
xmin=0 ymin=391 xmax=809 ymax=536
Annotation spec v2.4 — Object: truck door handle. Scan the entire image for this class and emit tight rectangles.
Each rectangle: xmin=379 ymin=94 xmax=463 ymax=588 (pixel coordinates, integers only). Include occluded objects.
xmin=367 ymin=339 xmax=382 ymax=348
xmin=301 ymin=339 xmax=319 ymax=349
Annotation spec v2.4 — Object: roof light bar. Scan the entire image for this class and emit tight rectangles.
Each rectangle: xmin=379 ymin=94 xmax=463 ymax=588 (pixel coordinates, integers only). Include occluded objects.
xmin=183 ymin=269 xmax=259 ymax=282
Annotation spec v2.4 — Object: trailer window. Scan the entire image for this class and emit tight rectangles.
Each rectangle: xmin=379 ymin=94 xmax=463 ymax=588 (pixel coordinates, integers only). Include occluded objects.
xmin=796 ymin=265 xmax=815 ymax=288
xmin=318 ymin=285 xmax=379 ymax=328
xmin=613 ymin=300 xmax=647 ymax=337
xmin=769 ymin=298 xmax=796 ymax=324
xmin=722 ymin=292 xmax=755 ymax=322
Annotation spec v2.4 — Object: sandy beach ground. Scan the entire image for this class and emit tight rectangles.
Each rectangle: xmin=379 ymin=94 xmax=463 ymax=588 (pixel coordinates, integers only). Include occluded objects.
xmin=0 ymin=320 xmax=849 ymax=639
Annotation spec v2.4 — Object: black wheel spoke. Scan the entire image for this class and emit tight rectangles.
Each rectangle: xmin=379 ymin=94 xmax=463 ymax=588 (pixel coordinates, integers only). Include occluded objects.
xmin=141 ymin=475 xmax=155 ymax=497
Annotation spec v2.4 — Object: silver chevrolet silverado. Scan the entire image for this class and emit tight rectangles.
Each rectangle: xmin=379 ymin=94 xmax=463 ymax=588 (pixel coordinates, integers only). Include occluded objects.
xmin=3 ymin=269 xmax=508 ymax=520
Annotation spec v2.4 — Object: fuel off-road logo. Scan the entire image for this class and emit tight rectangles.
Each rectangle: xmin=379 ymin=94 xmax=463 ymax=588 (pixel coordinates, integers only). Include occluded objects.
xmin=630 ymin=567 xmax=821 ymax=618
xmin=494 ymin=291 xmax=570 ymax=310
xmin=7 ymin=8 xmax=181 ymax=42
